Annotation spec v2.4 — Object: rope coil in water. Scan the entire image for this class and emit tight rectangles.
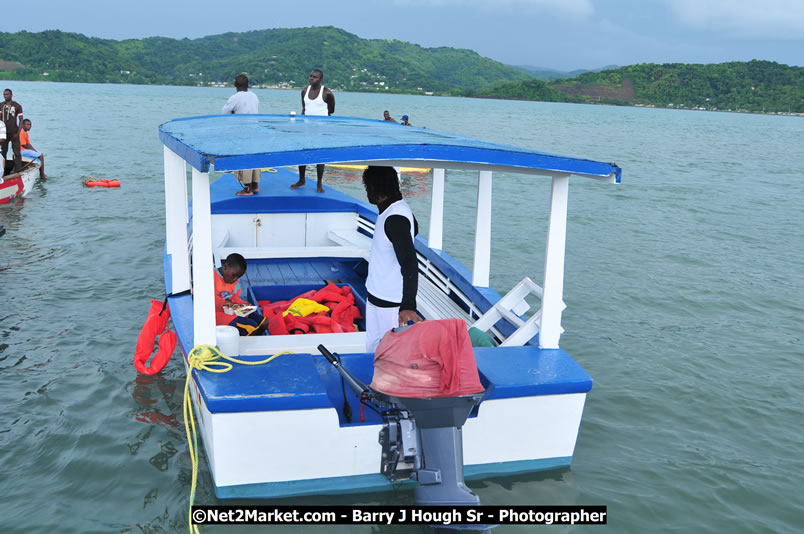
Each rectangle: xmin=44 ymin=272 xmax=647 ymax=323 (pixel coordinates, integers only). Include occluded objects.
xmin=183 ymin=344 xmax=292 ymax=533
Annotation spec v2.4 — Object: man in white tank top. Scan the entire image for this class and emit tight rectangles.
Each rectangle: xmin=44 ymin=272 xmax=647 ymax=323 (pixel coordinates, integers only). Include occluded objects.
xmin=291 ymin=69 xmax=335 ymax=193
xmin=362 ymin=166 xmax=423 ymax=352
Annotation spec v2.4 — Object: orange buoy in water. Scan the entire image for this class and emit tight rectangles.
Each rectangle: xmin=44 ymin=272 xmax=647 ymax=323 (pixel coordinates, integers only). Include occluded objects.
xmin=83 ymin=177 xmax=121 ymax=187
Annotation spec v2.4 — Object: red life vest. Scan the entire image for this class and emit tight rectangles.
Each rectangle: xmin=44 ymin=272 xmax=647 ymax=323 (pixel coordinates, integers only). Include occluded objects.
xmin=261 ymin=284 xmax=363 ymax=336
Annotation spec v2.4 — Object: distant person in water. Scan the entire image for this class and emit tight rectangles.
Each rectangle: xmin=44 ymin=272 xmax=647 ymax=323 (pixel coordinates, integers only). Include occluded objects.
xmin=19 ymin=119 xmax=46 ymax=180
xmin=222 ymin=74 xmax=261 ymax=196
xmin=215 ymin=253 xmax=268 ymax=336
xmin=1 ymin=88 xmax=24 ymax=174
xmin=291 ymin=69 xmax=335 ymax=193
xmin=400 ymin=115 xmax=411 ymax=126
xmin=383 ymin=110 xmax=396 ymax=122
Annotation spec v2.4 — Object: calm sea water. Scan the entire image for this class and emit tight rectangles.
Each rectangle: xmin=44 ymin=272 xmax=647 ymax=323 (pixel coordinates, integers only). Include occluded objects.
xmin=1 ymin=81 xmax=802 ymax=533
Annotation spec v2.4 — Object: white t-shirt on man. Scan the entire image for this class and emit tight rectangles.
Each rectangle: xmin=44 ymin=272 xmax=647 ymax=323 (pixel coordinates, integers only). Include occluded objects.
xmin=222 ymin=90 xmax=259 ymax=114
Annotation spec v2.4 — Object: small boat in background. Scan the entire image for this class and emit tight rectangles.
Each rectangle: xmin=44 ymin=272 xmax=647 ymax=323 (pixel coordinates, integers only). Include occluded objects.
xmin=0 ymin=157 xmax=40 ymax=205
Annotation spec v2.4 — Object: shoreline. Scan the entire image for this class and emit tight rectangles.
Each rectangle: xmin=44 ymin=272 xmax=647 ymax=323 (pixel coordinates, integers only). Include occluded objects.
xmin=3 ymin=78 xmax=802 ymax=117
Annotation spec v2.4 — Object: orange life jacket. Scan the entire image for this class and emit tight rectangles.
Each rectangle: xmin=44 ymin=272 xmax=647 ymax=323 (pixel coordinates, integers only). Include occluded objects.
xmin=133 ymin=299 xmax=177 ymax=375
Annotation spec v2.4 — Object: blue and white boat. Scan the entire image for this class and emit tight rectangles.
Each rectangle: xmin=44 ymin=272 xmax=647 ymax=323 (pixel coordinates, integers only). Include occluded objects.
xmin=158 ymin=114 xmax=621 ymax=500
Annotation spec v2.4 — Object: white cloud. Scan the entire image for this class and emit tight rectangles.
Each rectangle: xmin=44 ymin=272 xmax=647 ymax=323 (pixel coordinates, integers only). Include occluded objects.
xmin=390 ymin=0 xmax=594 ymax=19
xmin=665 ymin=0 xmax=804 ymax=38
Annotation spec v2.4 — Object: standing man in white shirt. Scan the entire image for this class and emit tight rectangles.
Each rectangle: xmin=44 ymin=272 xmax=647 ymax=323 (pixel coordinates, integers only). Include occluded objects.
xmin=222 ymin=74 xmax=261 ymax=196
xmin=291 ymin=69 xmax=335 ymax=193
xmin=362 ymin=166 xmax=423 ymax=351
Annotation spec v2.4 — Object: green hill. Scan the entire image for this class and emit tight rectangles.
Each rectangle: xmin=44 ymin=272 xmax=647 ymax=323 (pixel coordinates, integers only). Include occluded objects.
xmin=510 ymin=64 xmax=620 ymax=81
xmin=470 ymin=61 xmax=803 ymax=114
xmin=3 ymin=29 xmax=799 ymax=114
xmin=0 ymin=27 xmax=531 ymax=92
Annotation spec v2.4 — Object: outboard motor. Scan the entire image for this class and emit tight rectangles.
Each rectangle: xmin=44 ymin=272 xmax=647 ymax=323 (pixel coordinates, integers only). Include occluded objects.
xmin=318 ymin=340 xmax=484 ymax=507
xmin=385 ymin=394 xmax=483 ymax=506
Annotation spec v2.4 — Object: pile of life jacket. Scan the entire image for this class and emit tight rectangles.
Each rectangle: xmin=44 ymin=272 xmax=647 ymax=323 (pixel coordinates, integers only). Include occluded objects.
xmin=259 ymin=283 xmax=363 ymax=336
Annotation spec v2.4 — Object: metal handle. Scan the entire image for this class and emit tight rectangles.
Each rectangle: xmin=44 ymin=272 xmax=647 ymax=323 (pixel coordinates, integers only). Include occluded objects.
xmin=317 ymin=344 xmax=337 ymax=365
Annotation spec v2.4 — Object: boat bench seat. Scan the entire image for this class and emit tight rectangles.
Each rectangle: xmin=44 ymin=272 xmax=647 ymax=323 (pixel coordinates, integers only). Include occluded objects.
xmin=416 ymin=274 xmax=473 ymax=324
xmin=215 ymin=244 xmax=369 ymax=268
xmin=326 ymin=229 xmax=372 ymax=256
xmin=473 ymin=346 xmax=593 ymax=400
xmin=194 ymin=351 xmax=336 ymax=414
xmin=194 ymin=344 xmax=592 ymax=415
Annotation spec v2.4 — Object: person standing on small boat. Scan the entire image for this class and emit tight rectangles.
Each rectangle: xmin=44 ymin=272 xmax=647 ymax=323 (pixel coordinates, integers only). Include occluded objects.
xmin=1 ymin=89 xmax=24 ymax=174
xmin=19 ymin=119 xmax=46 ymax=180
xmin=383 ymin=110 xmax=396 ymax=122
xmin=400 ymin=115 xmax=411 ymax=126
xmin=0 ymin=118 xmax=5 ymax=179
xmin=362 ymin=166 xmax=423 ymax=352
xmin=291 ymin=69 xmax=335 ymax=193
xmin=222 ymin=75 xmax=261 ymax=196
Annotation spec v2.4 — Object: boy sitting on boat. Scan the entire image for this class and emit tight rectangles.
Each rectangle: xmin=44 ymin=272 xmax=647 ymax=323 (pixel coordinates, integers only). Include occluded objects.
xmin=214 ymin=253 xmax=268 ymax=335
xmin=20 ymin=119 xmax=46 ymax=180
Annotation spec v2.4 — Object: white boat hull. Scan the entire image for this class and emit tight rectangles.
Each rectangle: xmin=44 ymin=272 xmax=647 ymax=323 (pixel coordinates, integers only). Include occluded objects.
xmin=185 ymin=364 xmax=586 ymax=498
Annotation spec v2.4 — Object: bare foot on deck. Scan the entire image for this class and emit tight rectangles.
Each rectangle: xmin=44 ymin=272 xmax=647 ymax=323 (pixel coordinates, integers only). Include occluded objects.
xmin=290 ymin=179 xmax=306 ymax=189
xmin=316 ymin=186 xmax=325 ymax=193
xmin=250 ymin=185 xmax=260 ymax=194
xmin=235 ymin=185 xmax=253 ymax=196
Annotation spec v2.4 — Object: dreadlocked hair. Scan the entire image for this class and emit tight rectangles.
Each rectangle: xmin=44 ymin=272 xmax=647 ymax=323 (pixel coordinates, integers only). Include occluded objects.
xmin=362 ymin=166 xmax=401 ymax=201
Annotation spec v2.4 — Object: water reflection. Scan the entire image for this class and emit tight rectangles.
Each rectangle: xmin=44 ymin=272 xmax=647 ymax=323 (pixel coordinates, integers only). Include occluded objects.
xmin=127 ymin=372 xmax=192 ymax=532
xmin=128 ymin=373 xmax=184 ymax=473
xmin=130 ymin=373 xmax=182 ymax=430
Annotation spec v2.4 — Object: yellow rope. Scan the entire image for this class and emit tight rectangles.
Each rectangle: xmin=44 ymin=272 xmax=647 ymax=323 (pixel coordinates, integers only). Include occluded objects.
xmin=183 ymin=344 xmax=292 ymax=533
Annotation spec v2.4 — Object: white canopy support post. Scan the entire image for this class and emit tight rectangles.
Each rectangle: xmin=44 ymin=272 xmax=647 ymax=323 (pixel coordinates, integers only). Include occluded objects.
xmin=164 ymin=146 xmax=190 ymax=293
xmin=191 ymin=167 xmax=217 ymax=347
xmin=539 ymin=174 xmax=570 ymax=348
xmin=428 ymin=168 xmax=445 ymax=250
xmin=472 ymin=170 xmax=492 ymax=287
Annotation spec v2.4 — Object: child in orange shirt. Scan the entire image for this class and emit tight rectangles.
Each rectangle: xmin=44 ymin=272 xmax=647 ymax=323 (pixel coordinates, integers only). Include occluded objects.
xmin=20 ymin=119 xmax=45 ymax=180
xmin=215 ymin=253 xmax=267 ymax=335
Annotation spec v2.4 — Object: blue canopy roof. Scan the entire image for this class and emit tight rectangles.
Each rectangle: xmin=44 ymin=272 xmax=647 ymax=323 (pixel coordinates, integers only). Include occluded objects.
xmin=159 ymin=114 xmax=621 ymax=182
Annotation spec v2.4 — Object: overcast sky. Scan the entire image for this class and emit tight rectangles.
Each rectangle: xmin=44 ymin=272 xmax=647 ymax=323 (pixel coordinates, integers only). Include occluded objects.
xmin=2 ymin=0 xmax=802 ymax=71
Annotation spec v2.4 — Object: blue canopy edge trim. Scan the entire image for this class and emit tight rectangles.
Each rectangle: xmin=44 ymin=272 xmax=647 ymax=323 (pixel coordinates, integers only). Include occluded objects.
xmin=159 ymin=115 xmax=621 ymax=181
xmin=159 ymin=129 xmax=212 ymax=172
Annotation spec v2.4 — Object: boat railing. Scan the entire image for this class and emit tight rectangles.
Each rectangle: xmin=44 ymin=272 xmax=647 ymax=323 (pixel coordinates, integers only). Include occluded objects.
xmin=356 ymin=216 xmax=374 ymax=237
xmin=469 ymin=277 xmax=562 ymax=347
xmin=356 ymin=214 xmax=564 ymax=347
xmin=358 ymin=214 xmax=511 ymax=344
